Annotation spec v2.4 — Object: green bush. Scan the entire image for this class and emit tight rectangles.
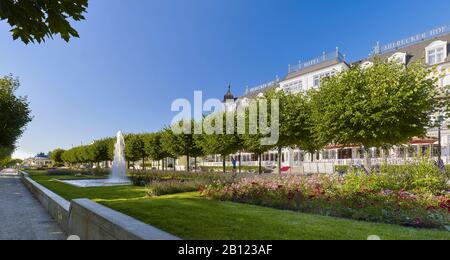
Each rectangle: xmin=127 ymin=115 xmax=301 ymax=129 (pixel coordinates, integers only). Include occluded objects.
xmin=146 ymin=180 xmax=207 ymax=196
xmin=335 ymin=165 xmax=349 ymax=174
xmin=345 ymin=159 xmax=448 ymax=195
xmin=129 ymin=170 xmax=243 ymax=186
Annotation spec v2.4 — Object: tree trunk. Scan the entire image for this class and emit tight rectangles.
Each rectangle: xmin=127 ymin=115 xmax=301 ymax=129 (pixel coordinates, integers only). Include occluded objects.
xmin=239 ymin=152 xmax=242 ymax=174
xmin=187 ymin=154 xmax=190 ymax=172
xmin=222 ymin=156 xmax=226 ymax=174
xmin=142 ymin=157 xmax=146 ymax=171
xmin=194 ymin=157 xmax=197 ymax=172
xmin=277 ymin=146 xmax=282 ymax=174
xmin=258 ymin=154 xmax=262 ymax=175
xmin=173 ymin=157 xmax=176 ymax=171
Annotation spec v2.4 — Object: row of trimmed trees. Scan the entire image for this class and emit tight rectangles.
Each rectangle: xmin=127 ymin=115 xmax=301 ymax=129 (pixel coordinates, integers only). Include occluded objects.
xmin=51 ymin=60 xmax=445 ymax=173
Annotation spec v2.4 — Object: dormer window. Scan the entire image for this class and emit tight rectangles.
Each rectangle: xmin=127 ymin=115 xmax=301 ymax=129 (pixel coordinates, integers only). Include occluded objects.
xmin=425 ymin=41 xmax=447 ymax=65
xmin=389 ymin=52 xmax=407 ymax=64
xmin=428 ymin=48 xmax=445 ymax=65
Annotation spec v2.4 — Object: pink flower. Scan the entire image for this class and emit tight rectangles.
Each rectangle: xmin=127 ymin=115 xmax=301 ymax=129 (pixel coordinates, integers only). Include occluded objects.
xmin=415 ymin=218 xmax=423 ymax=226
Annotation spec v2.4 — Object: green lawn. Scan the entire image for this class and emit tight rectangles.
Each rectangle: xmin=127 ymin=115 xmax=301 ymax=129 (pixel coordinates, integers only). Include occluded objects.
xmin=27 ymin=170 xmax=450 ymax=240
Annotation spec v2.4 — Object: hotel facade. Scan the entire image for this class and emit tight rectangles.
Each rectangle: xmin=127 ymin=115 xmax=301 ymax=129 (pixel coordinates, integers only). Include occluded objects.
xmin=203 ymin=25 xmax=450 ymax=173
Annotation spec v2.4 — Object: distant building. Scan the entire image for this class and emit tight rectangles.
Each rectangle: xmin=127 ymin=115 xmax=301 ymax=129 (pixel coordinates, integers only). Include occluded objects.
xmin=24 ymin=153 xmax=52 ymax=168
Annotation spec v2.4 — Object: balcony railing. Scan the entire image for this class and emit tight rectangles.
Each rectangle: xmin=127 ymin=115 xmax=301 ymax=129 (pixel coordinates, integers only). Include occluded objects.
xmin=288 ymin=49 xmax=346 ymax=74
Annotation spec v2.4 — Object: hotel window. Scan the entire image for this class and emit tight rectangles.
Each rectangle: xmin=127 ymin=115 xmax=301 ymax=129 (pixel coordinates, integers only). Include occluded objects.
xmin=323 ymin=150 xmax=330 ymax=160
xmin=284 ymin=80 xmax=303 ymax=93
xmin=428 ymin=47 xmax=445 ymax=65
xmin=313 ymin=71 xmax=337 ymax=87
xmin=426 ymin=41 xmax=447 ymax=66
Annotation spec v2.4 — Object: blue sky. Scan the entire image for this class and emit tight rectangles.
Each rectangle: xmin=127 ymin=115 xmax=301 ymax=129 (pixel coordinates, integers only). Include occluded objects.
xmin=1 ymin=0 xmax=450 ymax=158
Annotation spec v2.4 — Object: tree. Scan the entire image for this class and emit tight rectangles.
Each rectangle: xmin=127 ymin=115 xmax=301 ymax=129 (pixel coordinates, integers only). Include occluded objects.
xmin=161 ymin=121 xmax=203 ymax=172
xmin=0 ymin=157 xmax=22 ymax=168
xmin=288 ymin=93 xmax=327 ymax=162
xmin=144 ymin=132 xmax=173 ymax=171
xmin=125 ymin=134 xmax=147 ymax=170
xmin=265 ymin=89 xmax=303 ymax=173
xmin=0 ymin=0 xmax=88 ymax=44
xmin=311 ymin=60 xmax=437 ymax=166
xmin=0 ymin=75 xmax=32 ymax=159
xmin=50 ymin=148 xmax=65 ymax=165
xmin=90 ymin=138 xmax=112 ymax=167
xmin=241 ymin=101 xmax=276 ymax=174
xmin=197 ymin=112 xmax=242 ymax=173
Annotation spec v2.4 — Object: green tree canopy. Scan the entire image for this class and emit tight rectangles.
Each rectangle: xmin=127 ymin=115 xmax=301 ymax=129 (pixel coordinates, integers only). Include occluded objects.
xmin=241 ymin=99 xmax=276 ymax=174
xmin=196 ymin=112 xmax=243 ymax=173
xmin=144 ymin=132 xmax=173 ymax=161
xmin=0 ymin=156 xmax=22 ymax=168
xmin=0 ymin=75 xmax=32 ymax=159
xmin=311 ymin=60 xmax=437 ymax=152
xmin=90 ymin=138 xmax=112 ymax=164
xmin=0 ymin=0 xmax=88 ymax=43
xmin=279 ymin=91 xmax=326 ymax=162
xmin=125 ymin=134 xmax=148 ymax=169
xmin=161 ymin=121 xmax=204 ymax=172
xmin=50 ymin=148 xmax=65 ymax=164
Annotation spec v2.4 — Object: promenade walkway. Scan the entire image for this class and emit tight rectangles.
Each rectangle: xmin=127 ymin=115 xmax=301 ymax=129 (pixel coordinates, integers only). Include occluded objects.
xmin=0 ymin=170 xmax=64 ymax=240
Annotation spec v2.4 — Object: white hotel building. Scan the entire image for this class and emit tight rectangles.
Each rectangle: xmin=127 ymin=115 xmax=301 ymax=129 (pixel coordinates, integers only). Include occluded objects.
xmin=203 ymin=26 xmax=450 ymax=173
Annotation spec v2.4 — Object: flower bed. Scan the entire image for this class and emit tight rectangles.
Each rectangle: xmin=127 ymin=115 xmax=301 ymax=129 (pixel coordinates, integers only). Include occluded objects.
xmin=130 ymin=170 xmax=251 ymax=196
xmin=146 ymin=179 xmax=208 ymax=196
xmin=203 ymin=160 xmax=450 ymax=229
xmin=129 ymin=170 xmax=246 ymax=187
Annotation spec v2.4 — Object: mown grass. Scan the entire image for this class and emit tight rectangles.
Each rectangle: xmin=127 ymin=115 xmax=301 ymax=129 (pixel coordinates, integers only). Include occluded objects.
xmin=27 ymin=170 xmax=450 ymax=240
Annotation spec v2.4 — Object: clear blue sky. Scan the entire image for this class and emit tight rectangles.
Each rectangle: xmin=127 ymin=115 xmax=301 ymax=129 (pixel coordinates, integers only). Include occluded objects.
xmin=1 ymin=0 xmax=450 ymax=158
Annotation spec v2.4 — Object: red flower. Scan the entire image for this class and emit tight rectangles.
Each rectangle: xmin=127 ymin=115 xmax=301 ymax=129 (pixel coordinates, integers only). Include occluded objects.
xmin=439 ymin=202 xmax=447 ymax=209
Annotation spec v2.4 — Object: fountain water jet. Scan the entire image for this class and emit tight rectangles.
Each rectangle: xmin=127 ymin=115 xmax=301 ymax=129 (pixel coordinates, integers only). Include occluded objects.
xmin=61 ymin=131 xmax=131 ymax=187
xmin=108 ymin=131 xmax=128 ymax=183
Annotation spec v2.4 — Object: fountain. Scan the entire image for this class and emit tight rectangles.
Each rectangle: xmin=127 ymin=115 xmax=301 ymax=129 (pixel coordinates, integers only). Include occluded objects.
xmin=61 ymin=131 xmax=131 ymax=187
xmin=108 ymin=131 xmax=128 ymax=183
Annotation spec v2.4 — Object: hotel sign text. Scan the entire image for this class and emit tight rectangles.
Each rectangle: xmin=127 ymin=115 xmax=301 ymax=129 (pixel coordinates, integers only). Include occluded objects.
xmin=374 ymin=25 xmax=449 ymax=54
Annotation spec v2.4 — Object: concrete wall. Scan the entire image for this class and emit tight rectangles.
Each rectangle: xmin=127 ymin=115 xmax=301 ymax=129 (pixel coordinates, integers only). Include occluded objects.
xmin=69 ymin=199 xmax=179 ymax=240
xmin=20 ymin=172 xmax=180 ymax=240
xmin=20 ymin=172 xmax=70 ymax=234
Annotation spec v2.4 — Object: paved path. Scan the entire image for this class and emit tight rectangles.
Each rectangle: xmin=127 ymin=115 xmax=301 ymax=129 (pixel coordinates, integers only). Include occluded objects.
xmin=0 ymin=173 xmax=64 ymax=240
